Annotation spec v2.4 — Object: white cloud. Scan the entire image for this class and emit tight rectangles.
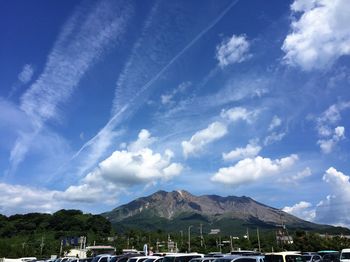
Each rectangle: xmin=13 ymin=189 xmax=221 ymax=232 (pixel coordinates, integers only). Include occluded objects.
xmin=18 ymin=64 xmax=34 ymax=84
xmin=317 ymin=126 xmax=345 ymax=153
xmin=282 ymin=0 xmax=350 ymax=70
xmin=182 ymin=121 xmax=228 ymax=158
xmin=314 ymin=167 xmax=350 ymax=227
xmin=128 ymin=129 xmax=156 ymax=152
xmin=268 ymin=115 xmax=282 ymax=131
xmin=314 ymin=102 xmax=349 ymax=153
xmin=223 ymin=142 xmax=261 ymax=162
xmin=0 ymin=183 xmax=59 ymax=215
xmin=216 ymin=34 xmax=251 ymax=68
xmin=161 ymin=81 xmax=191 ymax=105
xmin=264 ymin=132 xmax=286 ymax=146
xmin=161 ymin=94 xmax=173 ymax=105
xmin=9 ymin=0 xmax=133 ymax=173
xmin=59 ymin=130 xmax=183 ymax=203
xmin=279 ymin=167 xmax=312 ymax=184
xmin=211 ymin=154 xmax=298 ymax=186
xmin=283 ymin=201 xmax=316 ymax=221
xmin=316 ymin=102 xmax=350 ymax=137
xmin=220 ymin=107 xmax=258 ymax=124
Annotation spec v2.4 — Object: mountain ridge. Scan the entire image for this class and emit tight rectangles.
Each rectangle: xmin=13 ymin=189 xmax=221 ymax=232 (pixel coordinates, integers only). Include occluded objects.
xmin=102 ymin=190 xmax=349 ymax=234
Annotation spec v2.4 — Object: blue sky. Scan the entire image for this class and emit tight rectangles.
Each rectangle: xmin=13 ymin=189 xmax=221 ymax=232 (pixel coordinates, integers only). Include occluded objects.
xmin=1 ymin=0 xmax=350 ymax=227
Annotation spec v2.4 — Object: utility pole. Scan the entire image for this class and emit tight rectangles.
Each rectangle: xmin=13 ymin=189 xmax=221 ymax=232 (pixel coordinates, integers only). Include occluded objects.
xmin=188 ymin=225 xmax=193 ymax=253
xmin=200 ymin=224 xmax=203 ymax=247
xmin=257 ymin=228 xmax=261 ymax=252
xmin=40 ymin=236 xmax=45 ymax=255
xmin=230 ymin=236 xmax=233 ymax=252
xmin=180 ymin=230 xmax=183 ymax=246
xmin=59 ymin=240 xmax=63 ymax=257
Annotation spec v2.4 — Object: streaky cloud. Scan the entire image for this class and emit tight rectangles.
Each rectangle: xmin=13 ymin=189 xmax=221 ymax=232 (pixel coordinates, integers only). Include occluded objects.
xmin=70 ymin=0 xmax=240 ymax=176
xmin=8 ymin=0 xmax=133 ymax=174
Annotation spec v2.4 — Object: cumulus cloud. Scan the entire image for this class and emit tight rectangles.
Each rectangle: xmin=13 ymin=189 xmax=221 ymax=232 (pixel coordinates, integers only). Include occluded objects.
xmin=0 ymin=183 xmax=59 ymax=215
xmin=128 ymin=129 xmax=156 ymax=152
xmin=211 ymin=154 xmax=298 ymax=186
xmin=314 ymin=167 xmax=350 ymax=226
xmin=59 ymin=130 xmax=183 ymax=203
xmin=316 ymin=101 xmax=350 ymax=136
xmin=314 ymin=102 xmax=349 ymax=153
xmin=283 ymin=201 xmax=316 ymax=221
xmin=317 ymin=126 xmax=345 ymax=153
xmin=282 ymin=0 xmax=350 ymax=70
xmin=182 ymin=121 xmax=228 ymax=158
xmin=220 ymin=107 xmax=258 ymax=124
xmin=216 ymin=34 xmax=251 ymax=68
xmin=223 ymin=142 xmax=261 ymax=162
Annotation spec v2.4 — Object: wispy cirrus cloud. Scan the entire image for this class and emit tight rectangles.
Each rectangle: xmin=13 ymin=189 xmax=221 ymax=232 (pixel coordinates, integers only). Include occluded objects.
xmin=18 ymin=64 xmax=34 ymax=84
xmin=8 ymin=0 xmax=133 ymax=174
xmin=70 ymin=1 xmax=240 ymax=176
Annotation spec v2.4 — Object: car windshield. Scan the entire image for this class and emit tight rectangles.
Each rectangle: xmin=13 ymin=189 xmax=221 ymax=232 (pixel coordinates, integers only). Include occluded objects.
xmin=341 ymin=253 xmax=350 ymax=259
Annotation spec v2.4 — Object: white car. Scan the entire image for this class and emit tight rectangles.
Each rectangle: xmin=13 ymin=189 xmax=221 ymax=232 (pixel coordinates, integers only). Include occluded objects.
xmin=340 ymin=249 xmax=350 ymax=262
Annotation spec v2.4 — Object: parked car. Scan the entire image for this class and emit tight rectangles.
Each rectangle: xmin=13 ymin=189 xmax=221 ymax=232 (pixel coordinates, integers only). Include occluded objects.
xmin=340 ymin=249 xmax=350 ymax=262
xmin=265 ymin=252 xmax=303 ymax=262
xmin=127 ymin=257 xmax=154 ymax=262
xmin=302 ymin=254 xmax=322 ymax=262
xmin=163 ymin=253 xmax=204 ymax=262
xmin=143 ymin=257 xmax=163 ymax=262
xmin=213 ymin=255 xmax=265 ymax=262
xmin=91 ymin=254 xmax=114 ymax=262
xmin=189 ymin=258 xmax=216 ymax=262
xmin=319 ymin=251 xmax=339 ymax=262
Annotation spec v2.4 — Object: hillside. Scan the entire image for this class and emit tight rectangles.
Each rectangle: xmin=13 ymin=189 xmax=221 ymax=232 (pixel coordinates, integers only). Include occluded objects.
xmin=103 ymin=190 xmax=349 ymax=235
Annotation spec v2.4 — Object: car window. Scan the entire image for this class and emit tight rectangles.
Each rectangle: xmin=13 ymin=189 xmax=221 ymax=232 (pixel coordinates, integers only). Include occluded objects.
xmin=100 ymin=258 xmax=109 ymax=262
xmin=265 ymin=255 xmax=283 ymax=262
xmin=341 ymin=253 xmax=350 ymax=259
xmin=118 ymin=258 xmax=129 ymax=262
xmin=234 ymin=258 xmax=256 ymax=262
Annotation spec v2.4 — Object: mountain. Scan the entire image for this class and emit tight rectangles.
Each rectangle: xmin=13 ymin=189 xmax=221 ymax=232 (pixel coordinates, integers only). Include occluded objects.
xmin=102 ymin=190 xmax=349 ymax=234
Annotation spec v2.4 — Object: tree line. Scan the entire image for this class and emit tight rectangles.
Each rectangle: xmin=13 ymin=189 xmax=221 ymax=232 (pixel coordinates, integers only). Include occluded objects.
xmin=1 ymin=210 xmax=350 ymax=258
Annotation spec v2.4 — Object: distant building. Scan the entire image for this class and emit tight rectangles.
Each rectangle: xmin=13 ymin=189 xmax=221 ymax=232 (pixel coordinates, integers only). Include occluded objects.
xmin=86 ymin=245 xmax=116 ymax=256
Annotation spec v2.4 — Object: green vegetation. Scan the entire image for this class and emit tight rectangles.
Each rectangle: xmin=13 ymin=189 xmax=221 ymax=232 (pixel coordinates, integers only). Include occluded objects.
xmin=107 ymin=227 xmax=350 ymax=254
xmin=1 ymin=209 xmax=350 ymax=258
xmin=0 ymin=210 xmax=112 ymax=258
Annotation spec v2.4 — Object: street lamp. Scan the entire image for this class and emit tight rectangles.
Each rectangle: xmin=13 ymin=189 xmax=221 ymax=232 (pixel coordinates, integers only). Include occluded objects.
xmin=188 ymin=225 xmax=193 ymax=252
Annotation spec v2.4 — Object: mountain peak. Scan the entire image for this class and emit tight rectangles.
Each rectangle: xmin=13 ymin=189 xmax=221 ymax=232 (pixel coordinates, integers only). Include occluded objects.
xmin=103 ymin=190 xmax=349 ymax=234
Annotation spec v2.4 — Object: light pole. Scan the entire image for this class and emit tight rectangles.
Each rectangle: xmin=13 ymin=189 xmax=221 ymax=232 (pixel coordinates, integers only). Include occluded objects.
xmin=188 ymin=225 xmax=193 ymax=252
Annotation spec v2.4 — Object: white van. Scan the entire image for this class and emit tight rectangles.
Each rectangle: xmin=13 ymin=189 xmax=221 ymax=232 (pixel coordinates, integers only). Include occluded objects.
xmin=340 ymin=249 xmax=350 ymax=262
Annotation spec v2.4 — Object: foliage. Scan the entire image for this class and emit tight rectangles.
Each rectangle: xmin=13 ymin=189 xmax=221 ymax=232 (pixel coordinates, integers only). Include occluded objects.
xmin=0 ymin=210 xmax=113 ymax=258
